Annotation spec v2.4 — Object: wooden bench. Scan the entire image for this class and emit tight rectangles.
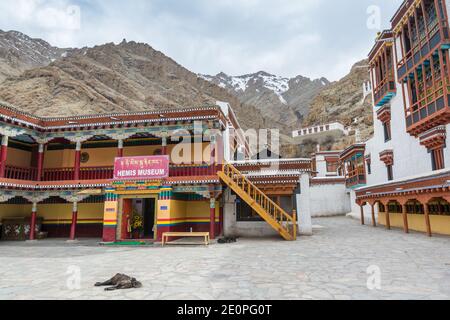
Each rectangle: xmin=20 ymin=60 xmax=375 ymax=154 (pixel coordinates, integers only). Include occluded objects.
xmin=161 ymin=232 xmax=210 ymax=246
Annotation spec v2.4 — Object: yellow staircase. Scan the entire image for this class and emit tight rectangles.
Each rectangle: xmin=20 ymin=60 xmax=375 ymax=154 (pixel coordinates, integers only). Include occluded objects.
xmin=218 ymin=164 xmax=297 ymax=241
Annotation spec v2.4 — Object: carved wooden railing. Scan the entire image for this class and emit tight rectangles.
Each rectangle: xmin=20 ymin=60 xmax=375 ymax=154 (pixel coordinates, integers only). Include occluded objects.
xmin=169 ymin=164 xmax=222 ymax=177
xmin=218 ymin=164 xmax=297 ymax=241
xmin=4 ymin=165 xmax=37 ymax=181
xmin=2 ymin=164 xmax=223 ymax=182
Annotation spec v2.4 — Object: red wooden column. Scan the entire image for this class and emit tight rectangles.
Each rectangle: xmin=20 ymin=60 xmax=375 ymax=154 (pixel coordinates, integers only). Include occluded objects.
xmin=36 ymin=143 xmax=45 ymax=181
xmin=385 ymin=202 xmax=391 ymax=230
xmin=401 ymin=201 xmax=409 ymax=234
xmin=371 ymin=203 xmax=377 ymax=227
xmin=74 ymin=141 xmax=82 ymax=180
xmin=29 ymin=202 xmax=38 ymax=241
xmin=0 ymin=135 xmax=9 ymax=178
xmin=209 ymin=194 xmax=216 ymax=240
xmin=422 ymin=198 xmax=432 ymax=237
xmin=69 ymin=201 xmax=78 ymax=241
xmin=117 ymin=139 xmax=124 ymax=158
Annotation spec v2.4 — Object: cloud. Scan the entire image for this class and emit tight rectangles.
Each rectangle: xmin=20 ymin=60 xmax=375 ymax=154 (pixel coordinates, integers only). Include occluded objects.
xmin=0 ymin=0 xmax=404 ymax=80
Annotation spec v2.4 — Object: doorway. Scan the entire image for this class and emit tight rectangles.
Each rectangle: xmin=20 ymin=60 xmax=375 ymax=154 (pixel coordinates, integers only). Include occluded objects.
xmin=143 ymin=198 xmax=156 ymax=238
xmin=120 ymin=196 xmax=157 ymax=241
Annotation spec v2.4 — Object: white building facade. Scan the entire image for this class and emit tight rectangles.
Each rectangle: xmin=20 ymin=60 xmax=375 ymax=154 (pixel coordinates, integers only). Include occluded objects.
xmin=344 ymin=1 xmax=450 ymax=236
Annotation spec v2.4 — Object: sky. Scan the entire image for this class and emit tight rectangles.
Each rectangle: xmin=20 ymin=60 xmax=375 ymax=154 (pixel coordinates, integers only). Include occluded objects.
xmin=0 ymin=0 xmax=405 ymax=81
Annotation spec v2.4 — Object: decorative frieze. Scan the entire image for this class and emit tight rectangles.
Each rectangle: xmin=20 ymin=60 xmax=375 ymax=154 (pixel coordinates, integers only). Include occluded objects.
xmin=419 ymin=126 xmax=447 ymax=150
xmin=379 ymin=150 xmax=394 ymax=166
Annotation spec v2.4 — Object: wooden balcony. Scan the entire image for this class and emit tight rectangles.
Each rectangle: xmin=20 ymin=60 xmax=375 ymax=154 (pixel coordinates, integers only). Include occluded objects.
xmin=406 ymin=76 xmax=450 ymax=136
xmin=345 ymin=167 xmax=367 ymax=188
xmin=397 ymin=17 xmax=450 ymax=81
xmin=3 ymin=164 xmax=221 ymax=182
xmin=374 ymin=75 xmax=397 ymax=107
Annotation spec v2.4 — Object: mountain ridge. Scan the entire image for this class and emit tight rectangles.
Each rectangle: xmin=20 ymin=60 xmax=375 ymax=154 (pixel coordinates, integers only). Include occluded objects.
xmin=200 ymin=71 xmax=330 ymax=127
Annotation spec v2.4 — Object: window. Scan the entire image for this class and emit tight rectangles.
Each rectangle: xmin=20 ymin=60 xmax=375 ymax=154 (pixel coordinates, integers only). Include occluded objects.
xmin=387 ymin=165 xmax=394 ymax=181
xmin=367 ymin=161 xmax=372 ymax=175
xmin=428 ymin=199 xmax=450 ymax=216
xmin=383 ymin=122 xmax=392 ymax=142
xmin=431 ymin=148 xmax=445 ymax=171
xmin=387 ymin=202 xmax=402 ymax=213
xmin=326 ymin=161 xmax=339 ymax=173
xmin=236 ymin=199 xmax=262 ymax=222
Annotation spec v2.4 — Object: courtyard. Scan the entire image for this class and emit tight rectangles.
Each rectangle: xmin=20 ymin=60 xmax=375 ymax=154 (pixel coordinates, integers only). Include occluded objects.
xmin=0 ymin=216 xmax=449 ymax=300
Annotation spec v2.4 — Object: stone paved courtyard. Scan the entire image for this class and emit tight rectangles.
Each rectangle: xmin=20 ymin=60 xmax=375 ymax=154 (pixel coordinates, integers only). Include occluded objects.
xmin=1 ymin=216 xmax=450 ymax=300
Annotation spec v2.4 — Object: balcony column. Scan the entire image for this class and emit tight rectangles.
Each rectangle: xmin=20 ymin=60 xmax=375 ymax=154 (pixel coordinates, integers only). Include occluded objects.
xmin=69 ymin=201 xmax=78 ymax=241
xmin=371 ymin=202 xmax=377 ymax=227
xmin=209 ymin=193 xmax=216 ymax=240
xmin=74 ymin=141 xmax=82 ymax=180
xmin=359 ymin=203 xmax=365 ymax=226
xmin=385 ymin=202 xmax=391 ymax=230
xmin=423 ymin=200 xmax=432 ymax=237
xmin=0 ymin=135 xmax=9 ymax=178
xmin=36 ymin=143 xmax=45 ymax=181
xmin=210 ymin=135 xmax=216 ymax=174
xmin=401 ymin=201 xmax=409 ymax=234
xmin=161 ymin=135 xmax=168 ymax=156
xmin=29 ymin=202 xmax=38 ymax=241
xmin=117 ymin=139 xmax=124 ymax=158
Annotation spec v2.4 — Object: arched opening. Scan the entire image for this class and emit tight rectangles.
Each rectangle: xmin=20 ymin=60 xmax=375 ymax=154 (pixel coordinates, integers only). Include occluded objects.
xmin=38 ymin=196 xmax=104 ymax=239
xmin=405 ymin=200 xmax=424 ymax=215
xmin=387 ymin=200 xmax=402 ymax=213
xmin=425 ymin=197 xmax=450 ymax=236
xmin=0 ymin=196 xmax=37 ymax=241
xmin=427 ymin=198 xmax=450 ymax=216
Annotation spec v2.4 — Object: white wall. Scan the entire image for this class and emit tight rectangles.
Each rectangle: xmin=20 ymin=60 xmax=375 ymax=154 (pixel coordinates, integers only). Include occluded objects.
xmin=223 ymin=173 xmax=313 ymax=237
xmin=222 ymin=188 xmax=279 ymax=238
xmin=296 ymin=174 xmax=312 ymax=235
xmin=315 ymin=155 xmax=328 ymax=177
xmin=310 ymin=183 xmax=350 ymax=217
xmin=365 ymin=85 xmax=433 ymax=187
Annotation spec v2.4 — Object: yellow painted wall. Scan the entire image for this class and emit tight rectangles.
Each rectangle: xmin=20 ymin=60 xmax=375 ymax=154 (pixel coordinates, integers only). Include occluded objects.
xmin=0 ymin=204 xmax=32 ymax=219
xmin=0 ymin=203 xmax=104 ymax=224
xmin=429 ymin=215 xmax=450 ymax=235
xmin=406 ymin=214 xmax=428 ymax=233
xmin=43 ymin=142 xmax=212 ymax=169
xmin=156 ymin=199 xmax=219 ymax=224
xmin=80 ymin=148 xmax=116 ymax=167
xmin=388 ymin=213 xmax=404 ymax=229
xmin=185 ymin=201 xmax=219 ymax=221
xmin=5 ymin=148 xmax=32 ymax=167
xmin=377 ymin=212 xmax=450 ymax=236
xmin=44 ymin=149 xmax=74 ymax=168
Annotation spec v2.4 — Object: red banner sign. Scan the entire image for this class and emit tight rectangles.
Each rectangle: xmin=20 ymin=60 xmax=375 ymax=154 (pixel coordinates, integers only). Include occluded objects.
xmin=114 ymin=156 xmax=169 ymax=180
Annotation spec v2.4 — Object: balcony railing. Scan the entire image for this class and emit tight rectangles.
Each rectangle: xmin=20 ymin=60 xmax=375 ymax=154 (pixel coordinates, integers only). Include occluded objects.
xmin=4 ymin=165 xmax=37 ymax=181
xmin=398 ymin=17 xmax=449 ymax=80
xmin=3 ymin=164 xmax=221 ymax=182
xmin=169 ymin=164 xmax=221 ymax=177
xmin=374 ymin=75 xmax=396 ymax=107
xmin=345 ymin=167 xmax=366 ymax=188
xmin=406 ymin=76 xmax=449 ymax=135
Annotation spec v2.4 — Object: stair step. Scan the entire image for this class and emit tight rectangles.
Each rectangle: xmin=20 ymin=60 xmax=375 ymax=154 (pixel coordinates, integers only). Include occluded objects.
xmin=218 ymin=166 xmax=297 ymax=241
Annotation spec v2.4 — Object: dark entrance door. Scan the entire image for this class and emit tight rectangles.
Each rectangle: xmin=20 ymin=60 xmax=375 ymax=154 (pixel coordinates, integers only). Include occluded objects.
xmin=143 ymin=198 xmax=156 ymax=238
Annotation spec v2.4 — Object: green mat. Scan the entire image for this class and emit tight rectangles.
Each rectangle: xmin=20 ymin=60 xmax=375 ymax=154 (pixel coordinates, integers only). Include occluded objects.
xmin=101 ymin=241 xmax=153 ymax=246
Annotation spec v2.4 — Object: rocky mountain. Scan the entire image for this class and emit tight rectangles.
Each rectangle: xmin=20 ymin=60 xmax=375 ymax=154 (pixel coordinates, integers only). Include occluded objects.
xmin=0 ymin=30 xmax=68 ymax=82
xmin=0 ymin=30 xmax=372 ymax=158
xmin=200 ymin=71 xmax=329 ymax=127
xmin=296 ymin=59 xmax=373 ymax=155
xmin=0 ymin=39 xmax=281 ymax=132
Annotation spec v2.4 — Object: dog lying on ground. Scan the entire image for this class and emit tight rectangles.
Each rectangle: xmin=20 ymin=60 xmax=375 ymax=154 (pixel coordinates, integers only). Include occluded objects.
xmin=95 ymin=273 xmax=142 ymax=291
xmin=218 ymin=237 xmax=238 ymax=244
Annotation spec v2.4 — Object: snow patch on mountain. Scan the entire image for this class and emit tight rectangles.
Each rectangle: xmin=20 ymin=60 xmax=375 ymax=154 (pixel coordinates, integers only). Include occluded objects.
xmin=200 ymin=71 xmax=294 ymax=104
